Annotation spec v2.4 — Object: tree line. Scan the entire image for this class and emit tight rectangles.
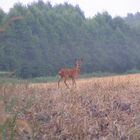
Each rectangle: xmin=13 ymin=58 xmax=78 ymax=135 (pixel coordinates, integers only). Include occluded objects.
xmin=0 ymin=1 xmax=140 ymax=78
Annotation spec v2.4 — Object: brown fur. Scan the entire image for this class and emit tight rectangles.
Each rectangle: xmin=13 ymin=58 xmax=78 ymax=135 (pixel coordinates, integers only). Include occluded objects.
xmin=58 ymin=59 xmax=82 ymax=88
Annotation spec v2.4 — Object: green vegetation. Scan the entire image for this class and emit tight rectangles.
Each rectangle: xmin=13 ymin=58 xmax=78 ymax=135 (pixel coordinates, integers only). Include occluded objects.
xmin=0 ymin=93 xmax=35 ymax=140
xmin=0 ymin=71 xmax=11 ymax=77
xmin=30 ymin=76 xmax=58 ymax=83
xmin=0 ymin=1 xmax=140 ymax=78
xmin=0 ymin=77 xmax=25 ymax=84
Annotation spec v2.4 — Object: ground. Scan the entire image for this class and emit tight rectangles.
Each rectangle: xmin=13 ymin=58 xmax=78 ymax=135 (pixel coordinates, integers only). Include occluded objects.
xmin=0 ymin=74 xmax=140 ymax=140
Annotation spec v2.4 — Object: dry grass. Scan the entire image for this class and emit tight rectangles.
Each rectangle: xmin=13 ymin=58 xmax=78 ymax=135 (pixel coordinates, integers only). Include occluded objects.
xmin=0 ymin=74 xmax=140 ymax=140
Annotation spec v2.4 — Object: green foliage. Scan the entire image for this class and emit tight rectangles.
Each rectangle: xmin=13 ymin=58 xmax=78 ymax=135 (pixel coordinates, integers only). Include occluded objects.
xmin=5 ymin=96 xmax=18 ymax=112
xmin=0 ymin=1 xmax=140 ymax=78
xmin=0 ymin=93 xmax=35 ymax=140
xmin=126 ymin=68 xmax=140 ymax=74
xmin=31 ymin=76 xmax=57 ymax=83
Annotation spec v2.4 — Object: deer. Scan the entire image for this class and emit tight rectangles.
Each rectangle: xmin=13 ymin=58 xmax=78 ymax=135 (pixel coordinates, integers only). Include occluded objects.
xmin=58 ymin=58 xmax=83 ymax=88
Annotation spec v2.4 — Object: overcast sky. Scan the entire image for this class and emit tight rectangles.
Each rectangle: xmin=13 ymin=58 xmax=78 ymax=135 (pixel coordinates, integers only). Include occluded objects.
xmin=0 ymin=0 xmax=140 ymax=17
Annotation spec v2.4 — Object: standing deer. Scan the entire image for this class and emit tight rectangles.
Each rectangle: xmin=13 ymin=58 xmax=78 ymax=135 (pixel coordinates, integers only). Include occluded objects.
xmin=58 ymin=58 xmax=83 ymax=88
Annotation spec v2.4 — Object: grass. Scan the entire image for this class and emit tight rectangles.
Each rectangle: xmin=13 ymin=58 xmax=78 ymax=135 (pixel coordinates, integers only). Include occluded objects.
xmin=0 ymin=70 xmax=139 ymax=84
xmin=0 ymin=77 xmax=25 ymax=84
xmin=0 ymin=73 xmax=114 ymax=85
xmin=0 ymin=73 xmax=140 ymax=139
xmin=0 ymin=71 xmax=10 ymax=77
xmin=30 ymin=75 xmax=58 ymax=83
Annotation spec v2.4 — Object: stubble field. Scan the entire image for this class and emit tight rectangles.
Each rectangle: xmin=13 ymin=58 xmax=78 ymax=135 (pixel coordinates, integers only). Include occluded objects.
xmin=0 ymin=74 xmax=140 ymax=140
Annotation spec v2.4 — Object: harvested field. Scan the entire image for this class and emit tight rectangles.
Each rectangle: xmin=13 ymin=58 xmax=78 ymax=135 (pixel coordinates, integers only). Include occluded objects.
xmin=0 ymin=74 xmax=140 ymax=140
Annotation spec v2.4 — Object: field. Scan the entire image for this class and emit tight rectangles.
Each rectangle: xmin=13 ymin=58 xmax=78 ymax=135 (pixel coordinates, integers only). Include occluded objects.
xmin=0 ymin=74 xmax=140 ymax=140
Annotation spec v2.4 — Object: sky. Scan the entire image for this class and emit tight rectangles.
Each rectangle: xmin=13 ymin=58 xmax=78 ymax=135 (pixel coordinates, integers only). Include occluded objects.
xmin=0 ymin=0 xmax=140 ymax=18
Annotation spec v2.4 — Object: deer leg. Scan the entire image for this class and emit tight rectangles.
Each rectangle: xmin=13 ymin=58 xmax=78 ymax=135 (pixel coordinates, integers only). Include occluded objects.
xmin=72 ymin=78 xmax=76 ymax=87
xmin=58 ymin=77 xmax=63 ymax=88
xmin=64 ymin=78 xmax=69 ymax=88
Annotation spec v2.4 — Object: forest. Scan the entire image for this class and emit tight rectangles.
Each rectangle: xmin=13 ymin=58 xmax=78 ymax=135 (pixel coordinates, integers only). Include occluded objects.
xmin=0 ymin=1 xmax=140 ymax=78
